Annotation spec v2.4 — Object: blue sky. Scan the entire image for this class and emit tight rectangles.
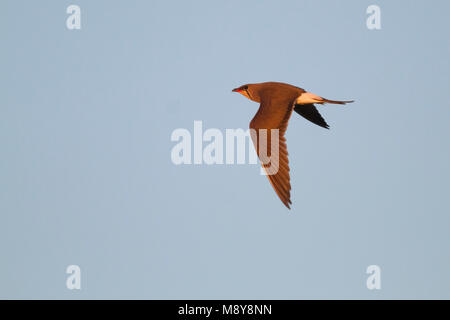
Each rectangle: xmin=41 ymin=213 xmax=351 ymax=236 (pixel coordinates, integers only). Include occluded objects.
xmin=1 ymin=0 xmax=450 ymax=299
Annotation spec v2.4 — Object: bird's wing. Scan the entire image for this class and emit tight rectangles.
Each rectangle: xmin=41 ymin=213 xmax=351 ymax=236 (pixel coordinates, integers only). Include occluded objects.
xmin=249 ymin=98 xmax=294 ymax=209
xmin=294 ymin=103 xmax=330 ymax=129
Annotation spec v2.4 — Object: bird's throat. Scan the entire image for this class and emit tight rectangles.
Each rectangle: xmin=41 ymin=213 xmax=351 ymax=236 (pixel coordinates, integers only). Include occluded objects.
xmin=241 ymin=89 xmax=253 ymax=101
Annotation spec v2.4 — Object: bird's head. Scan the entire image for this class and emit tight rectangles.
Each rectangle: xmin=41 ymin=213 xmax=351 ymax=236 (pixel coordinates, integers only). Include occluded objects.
xmin=232 ymin=84 xmax=259 ymax=102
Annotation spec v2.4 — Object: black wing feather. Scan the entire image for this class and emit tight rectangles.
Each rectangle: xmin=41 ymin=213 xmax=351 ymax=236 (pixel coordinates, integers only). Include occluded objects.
xmin=294 ymin=104 xmax=329 ymax=129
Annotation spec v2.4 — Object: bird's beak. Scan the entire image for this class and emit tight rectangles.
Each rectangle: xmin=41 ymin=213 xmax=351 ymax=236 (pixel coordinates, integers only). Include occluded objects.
xmin=232 ymin=88 xmax=241 ymax=93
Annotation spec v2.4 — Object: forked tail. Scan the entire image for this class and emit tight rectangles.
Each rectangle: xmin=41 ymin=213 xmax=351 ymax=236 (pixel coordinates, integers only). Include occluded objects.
xmin=321 ymin=98 xmax=354 ymax=105
xmin=295 ymin=92 xmax=354 ymax=105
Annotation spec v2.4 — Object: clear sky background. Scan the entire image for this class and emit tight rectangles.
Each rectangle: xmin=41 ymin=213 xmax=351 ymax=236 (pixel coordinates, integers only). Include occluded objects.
xmin=1 ymin=0 xmax=450 ymax=299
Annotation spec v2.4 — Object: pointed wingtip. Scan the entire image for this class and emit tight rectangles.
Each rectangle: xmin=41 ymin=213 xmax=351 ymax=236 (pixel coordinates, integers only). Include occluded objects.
xmin=284 ymin=199 xmax=292 ymax=210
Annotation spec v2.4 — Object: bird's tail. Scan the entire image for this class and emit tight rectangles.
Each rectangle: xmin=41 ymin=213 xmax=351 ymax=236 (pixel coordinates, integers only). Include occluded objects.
xmin=295 ymin=92 xmax=354 ymax=105
xmin=321 ymin=98 xmax=354 ymax=105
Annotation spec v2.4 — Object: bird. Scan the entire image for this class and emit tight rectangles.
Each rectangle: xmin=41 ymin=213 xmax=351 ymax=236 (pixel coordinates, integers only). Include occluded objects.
xmin=232 ymin=81 xmax=353 ymax=209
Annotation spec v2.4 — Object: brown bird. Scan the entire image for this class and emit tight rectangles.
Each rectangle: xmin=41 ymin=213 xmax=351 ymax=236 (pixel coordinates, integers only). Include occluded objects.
xmin=232 ymin=81 xmax=353 ymax=209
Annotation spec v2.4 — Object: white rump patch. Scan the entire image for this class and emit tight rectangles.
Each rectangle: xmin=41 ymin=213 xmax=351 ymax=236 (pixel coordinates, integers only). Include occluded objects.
xmin=295 ymin=92 xmax=325 ymax=104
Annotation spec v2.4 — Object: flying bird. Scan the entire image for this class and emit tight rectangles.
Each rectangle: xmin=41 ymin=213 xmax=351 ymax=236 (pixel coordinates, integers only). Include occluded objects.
xmin=232 ymin=81 xmax=353 ymax=209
